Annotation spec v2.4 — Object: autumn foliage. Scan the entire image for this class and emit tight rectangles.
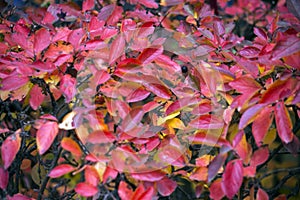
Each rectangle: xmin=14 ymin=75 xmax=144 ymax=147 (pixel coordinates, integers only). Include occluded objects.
xmin=0 ymin=0 xmax=299 ymax=199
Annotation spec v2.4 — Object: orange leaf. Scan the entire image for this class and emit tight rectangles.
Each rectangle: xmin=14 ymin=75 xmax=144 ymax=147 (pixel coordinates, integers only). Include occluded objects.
xmin=61 ymin=137 xmax=82 ymax=156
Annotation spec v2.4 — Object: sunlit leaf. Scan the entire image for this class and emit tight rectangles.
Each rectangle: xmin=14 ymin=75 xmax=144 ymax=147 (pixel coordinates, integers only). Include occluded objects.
xmin=37 ymin=121 xmax=59 ymax=155
xmin=61 ymin=137 xmax=82 ymax=156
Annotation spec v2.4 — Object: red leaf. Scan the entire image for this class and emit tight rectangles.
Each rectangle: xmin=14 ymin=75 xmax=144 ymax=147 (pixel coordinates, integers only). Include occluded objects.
xmin=143 ymin=82 xmax=172 ymax=99
xmin=252 ymin=107 xmax=273 ymax=147
xmin=260 ymin=78 xmax=297 ymax=104
xmin=34 ymin=28 xmax=50 ymax=54
xmin=239 ymin=104 xmax=267 ymax=130
xmin=82 ymin=0 xmax=94 ymax=12
xmin=189 ymin=114 xmax=224 ymax=129
xmin=121 ymin=107 xmax=144 ymax=132
xmin=131 ymin=170 xmax=165 ymax=182
xmin=257 ymin=188 xmax=269 ymax=200
xmin=157 ymin=177 xmax=177 ymax=196
xmin=250 ymin=147 xmax=269 ymax=167
xmin=138 ymin=46 xmax=163 ymax=65
xmin=254 ymin=27 xmax=268 ymax=43
xmin=126 ymin=87 xmax=151 ymax=103
xmin=0 ymin=167 xmax=8 ymax=189
xmin=209 ymin=179 xmax=224 ymax=200
xmin=29 ymin=85 xmax=45 ymax=110
xmin=131 ymin=184 xmax=155 ymax=200
xmin=37 ymin=121 xmax=59 ymax=155
xmin=68 ymin=28 xmax=85 ymax=49
xmin=229 ymin=75 xmax=261 ymax=94
xmin=85 ymin=166 xmax=100 ymax=186
xmin=0 ymin=76 xmax=29 ymax=91
xmin=239 ymin=46 xmax=260 ymax=58
xmin=118 ymin=181 xmax=133 ymax=200
xmin=75 ymin=182 xmax=98 ymax=197
xmin=1 ymin=133 xmax=21 ymax=169
xmin=139 ymin=0 xmax=158 ymax=8
xmin=60 ymin=74 xmax=76 ymax=103
xmin=271 ymin=35 xmax=300 ymax=60
xmin=157 ymin=145 xmax=186 ymax=167
xmin=274 ymin=101 xmax=293 ymax=143
xmin=61 ymin=137 xmax=82 ymax=156
xmin=48 ymin=164 xmax=76 ymax=178
xmin=109 ymin=34 xmax=125 ymax=64
xmin=221 ymin=159 xmax=243 ymax=199
xmin=103 ymin=166 xmax=118 ymax=183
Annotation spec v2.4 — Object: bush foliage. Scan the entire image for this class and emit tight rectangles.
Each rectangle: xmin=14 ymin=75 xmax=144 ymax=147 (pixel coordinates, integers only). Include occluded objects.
xmin=0 ymin=0 xmax=299 ymax=199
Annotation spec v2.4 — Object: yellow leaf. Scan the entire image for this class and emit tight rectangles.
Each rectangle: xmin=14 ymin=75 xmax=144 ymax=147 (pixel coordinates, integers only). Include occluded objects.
xmin=167 ymin=118 xmax=185 ymax=130
xmin=157 ymin=111 xmax=180 ymax=126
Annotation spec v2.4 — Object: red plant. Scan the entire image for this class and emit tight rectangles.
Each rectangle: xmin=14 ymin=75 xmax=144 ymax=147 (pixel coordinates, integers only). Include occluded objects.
xmin=0 ymin=0 xmax=299 ymax=199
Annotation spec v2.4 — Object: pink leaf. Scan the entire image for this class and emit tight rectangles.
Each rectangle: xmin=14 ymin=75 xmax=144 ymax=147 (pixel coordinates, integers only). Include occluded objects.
xmin=60 ymin=74 xmax=76 ymax=103
xmin=1 ymin=133 xmax=21 ymax=169
xmin=239 ymin=47 xmax=261 ymax=58
xmin=82 ymin=0 xmax=94 ymax=12
xmin=272 ymin=35 xmax=300 ymax=60
xmin=48 ymin=164 xmax=76 ymax=178
xmin=0 ymin=76 xmax=29 ymax=91
xmin=29 ymin=85 xmax=45 ymax=110
xmin=121 ymin=107 xmax=144 ymax=132
xmin=109 ymin=34 xmax=125 ymax=64
xmin=118 ymin=181 xmax=133 ymax=200
xmin=274 ymin=101 xmax=293 ymax=143
xmin=68 ymin=28 xmax=85 ymax=50
xmin=252 ymin=107 xmax=273 ymax=147
xmin=143 ymin=82 xmax=172 ymax=99
xmin=221 ymin=159 xmax=243 ymax=199
xmin=189 ymin=114 xmax=224 ymax=129
xmin=139 ymin=0 xmax=158 ymax=8
xmin=85 ymin=166 xmax=100 ymax=186
xmin=75 ymin=182 xmax=98 ymax=197
xmin=239 ymin=104 xmax=267 ymax=130
xmin=157 ymin=177 xmax=177 ymax=196
xmin=138 ymin=46 xmax=163 ymax=65
xmin=0 ymin=167 xmax=9 ymax=189
xmin=34 ymin=28 xmax=50 ymax=54
xmin=126 ymin=87 xmax=151 ymax=103
xmin=209 ymin=179 xmax=224 ymax=200
xmin=131 ymin=170 xmax=165 ymax=182
xmin=103 ymin=166 xmax=118 ymax=183
xmin=37 ymin=121 xmax=59 ymax=155
xmin=250 ymin=147 xmax=269 ymax=167
xmin=257 ymin=188 xmax=269 ymax=200
xmin=7 ymin=193 xmax=32 ymax=200
xmin=229 ymin=75 xmax=261 ymax=94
